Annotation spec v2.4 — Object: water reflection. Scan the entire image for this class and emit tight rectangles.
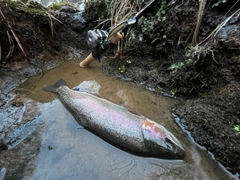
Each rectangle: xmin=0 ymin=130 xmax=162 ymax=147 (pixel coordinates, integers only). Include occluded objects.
xmin=30 ymin=100 xmax=215 ymax=180
xmin=10 ymin=59 xmax=235 ymax=179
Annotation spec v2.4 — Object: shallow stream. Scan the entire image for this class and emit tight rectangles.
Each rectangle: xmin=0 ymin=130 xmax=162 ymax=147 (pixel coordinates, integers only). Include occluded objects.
xmin=0 ymin=59 xmax=235 ymax=180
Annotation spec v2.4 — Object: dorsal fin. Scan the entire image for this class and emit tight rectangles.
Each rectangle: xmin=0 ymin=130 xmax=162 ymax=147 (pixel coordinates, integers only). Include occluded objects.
xmin=123 ymin=105 xmax=144 ymax=117
xmin=92 ymin=92 xmax=103 ymax=98
xmin=73 ymin=80 xmax=101 ymax=95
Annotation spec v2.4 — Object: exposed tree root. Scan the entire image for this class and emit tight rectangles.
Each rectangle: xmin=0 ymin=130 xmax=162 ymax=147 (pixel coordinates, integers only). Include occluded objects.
xmin=192 ymin=0 xmax=207 ymax=46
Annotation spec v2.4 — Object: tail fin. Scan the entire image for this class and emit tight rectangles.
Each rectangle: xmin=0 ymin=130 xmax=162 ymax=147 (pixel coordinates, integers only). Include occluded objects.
xmin=43 ymin=79 xmax=67 ymax=93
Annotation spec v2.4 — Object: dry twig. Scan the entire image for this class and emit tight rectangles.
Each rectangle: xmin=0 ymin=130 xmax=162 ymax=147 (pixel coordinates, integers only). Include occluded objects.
xmin=110 ymin=0 xmax=136 ymax=27
xmin=6 ymin=30 xmax=15 ymax=59
xmin=0 ymin=43 xmax=2 ymax=62
xmin=0 ymin=6 xmax=27 ymax=60
xmin=192 ymin=0 xmax=207 ymax=45
xmin=95 ymin=0 xmax=138 ymax=30
xmin=7 ymin=22 xmax=27 ymax=57
xmin=198 ymin=8 xmax=240 ymax=46
xmin=225 ymin=0 xmax=240 ymax=16
xmin=43 ymin=8 xmax=64 ymax=38
xmin=0 ymin=8 xmax=5 ymax=18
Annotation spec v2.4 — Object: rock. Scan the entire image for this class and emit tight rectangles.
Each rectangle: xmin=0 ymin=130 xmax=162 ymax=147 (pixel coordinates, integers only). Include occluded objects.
xmin=0 ymin=167 xmax=7 ymax=180
xmin=56 ymin=6 xmax=87 ymax=33
xmin=0 ymin=140 xmax=8 ymax=150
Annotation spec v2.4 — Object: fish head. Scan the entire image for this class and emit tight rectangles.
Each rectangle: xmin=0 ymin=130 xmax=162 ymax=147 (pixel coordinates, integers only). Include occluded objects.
xmin=141 ymin=119 xmax=185 ymax=159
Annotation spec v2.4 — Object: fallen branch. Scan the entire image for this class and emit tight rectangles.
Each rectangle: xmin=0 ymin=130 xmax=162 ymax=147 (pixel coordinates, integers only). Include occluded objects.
xmin=6 ymin=30 xmax=15 ymax=60
xmin=7 ymin=22 xmax=27 ymax=58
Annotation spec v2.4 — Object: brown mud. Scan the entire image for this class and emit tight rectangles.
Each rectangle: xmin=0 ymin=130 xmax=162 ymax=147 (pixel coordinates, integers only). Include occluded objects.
xmin=101 ymin=1 xmax=240 ymax=176
xmin=0 ymin=0 xmax=240 ymax=178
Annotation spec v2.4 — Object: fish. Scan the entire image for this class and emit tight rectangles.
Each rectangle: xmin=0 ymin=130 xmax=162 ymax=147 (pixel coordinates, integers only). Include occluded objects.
xmin=43 ymin=79 xmax=186 ymax=159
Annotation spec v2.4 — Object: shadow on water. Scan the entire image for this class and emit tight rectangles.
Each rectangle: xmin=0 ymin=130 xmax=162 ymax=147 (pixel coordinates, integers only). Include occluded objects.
xmin=0 ymin=59 xmax=236 ymax=179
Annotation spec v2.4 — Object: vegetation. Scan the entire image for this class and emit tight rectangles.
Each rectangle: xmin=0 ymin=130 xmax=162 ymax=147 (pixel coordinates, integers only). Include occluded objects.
xmin=212 ymin=0 xmax=229 ymax=7
xmin=234 ymin=125 xmax=240 ymax=135
xmin=48 ymin=0 xmax=75 ymax=11
xmin=118 ymin=59 xmax=132 ymax=73
xmin=0 ymin=0 xmax=62 ymax=64
xmin=6 ymin=0 xmax=48 ymax=16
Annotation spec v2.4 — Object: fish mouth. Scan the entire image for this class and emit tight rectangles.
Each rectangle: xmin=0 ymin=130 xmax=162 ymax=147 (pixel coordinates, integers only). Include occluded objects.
xmin=141 ymin=119 xmax=186 ymax=159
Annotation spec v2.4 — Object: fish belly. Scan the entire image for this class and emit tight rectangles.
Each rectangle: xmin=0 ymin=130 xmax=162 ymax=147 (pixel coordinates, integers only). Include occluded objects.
xmin=58 ymin=87 xmax=148 ymax=154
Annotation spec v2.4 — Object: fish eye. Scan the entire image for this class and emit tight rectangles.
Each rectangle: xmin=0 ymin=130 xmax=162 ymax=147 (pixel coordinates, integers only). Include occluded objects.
xmin=73 ymin=87 xmax=79 ymax=91
xmin=165 ymin=138 xmax=174 ymax=150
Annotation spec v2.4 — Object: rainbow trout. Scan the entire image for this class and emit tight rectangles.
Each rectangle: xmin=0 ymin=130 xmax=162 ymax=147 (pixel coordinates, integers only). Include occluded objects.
xmin=43 ymin=79 xmax=185 ymax=159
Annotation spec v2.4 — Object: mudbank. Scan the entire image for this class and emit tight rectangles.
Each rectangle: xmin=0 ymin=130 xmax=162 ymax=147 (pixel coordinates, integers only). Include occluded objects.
xmin=0 ymin=0 xmax=240 ymax=178
xmin=100 ymin=0 xmax=240 ymax=176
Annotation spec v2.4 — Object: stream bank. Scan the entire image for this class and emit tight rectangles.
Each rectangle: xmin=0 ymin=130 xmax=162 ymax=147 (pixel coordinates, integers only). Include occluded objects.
xmin=0 ymin=0 xmax=240 ymax=178
xmin=99 ymin=0 xmax=240 ymax=176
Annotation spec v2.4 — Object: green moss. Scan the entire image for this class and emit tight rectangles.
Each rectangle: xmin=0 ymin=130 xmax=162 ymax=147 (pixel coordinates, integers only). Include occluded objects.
xmin=48 ymin=0 xmax=75 ymax=11
xmin=234 ymin=125 xmax=240 ymax=135
xmin=6 ymin=0 xmax=48 ymax=17
xmin=83 ymin=0 xmax=108 ymax=21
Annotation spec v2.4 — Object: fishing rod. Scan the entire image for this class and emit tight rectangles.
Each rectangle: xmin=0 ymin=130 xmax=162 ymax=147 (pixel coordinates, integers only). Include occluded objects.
xmin=79 ymin=0 xmax=157 ymax=67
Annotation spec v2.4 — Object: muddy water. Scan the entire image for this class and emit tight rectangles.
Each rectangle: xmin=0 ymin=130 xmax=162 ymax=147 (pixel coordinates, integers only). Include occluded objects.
xmin=1 ymin=59 xmax=234 ymax=180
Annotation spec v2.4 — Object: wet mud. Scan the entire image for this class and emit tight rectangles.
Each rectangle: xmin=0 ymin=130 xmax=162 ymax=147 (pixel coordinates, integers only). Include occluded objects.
xmin=100 ymin=1 xmax=240 ymax=177
xmin=102 ymin=54 xmax=240 ymax=178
